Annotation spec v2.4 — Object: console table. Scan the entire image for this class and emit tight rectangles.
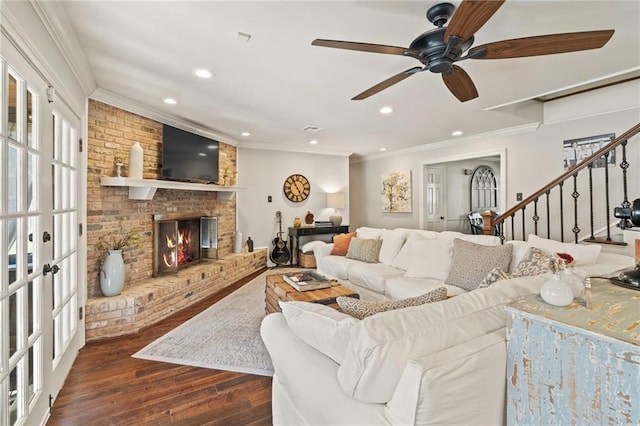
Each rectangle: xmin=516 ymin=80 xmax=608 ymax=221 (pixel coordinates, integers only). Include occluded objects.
xmin=505 ymin=278 xmax=639 ymax=424
xmin=288 ymin=225 xmax=349 ymax=266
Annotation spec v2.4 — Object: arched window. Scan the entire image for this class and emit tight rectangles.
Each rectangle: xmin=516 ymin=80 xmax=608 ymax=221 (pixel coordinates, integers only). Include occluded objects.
xmin=470 ymin=165 xmax=497 ymax=211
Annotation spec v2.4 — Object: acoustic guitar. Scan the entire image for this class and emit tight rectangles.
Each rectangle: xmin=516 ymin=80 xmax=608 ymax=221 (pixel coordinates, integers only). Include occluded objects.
xmin=270 ymin=211 xmax=291 ymax=265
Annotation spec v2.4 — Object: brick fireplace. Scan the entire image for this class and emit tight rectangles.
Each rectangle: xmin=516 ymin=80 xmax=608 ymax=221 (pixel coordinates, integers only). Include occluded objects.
xmin=85 ymin=100 xmax=266 ymax=341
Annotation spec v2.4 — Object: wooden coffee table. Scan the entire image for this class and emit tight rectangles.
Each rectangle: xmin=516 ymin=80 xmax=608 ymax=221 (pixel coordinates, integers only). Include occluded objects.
xmin=265 ymin=273 xmax=359 ymax=314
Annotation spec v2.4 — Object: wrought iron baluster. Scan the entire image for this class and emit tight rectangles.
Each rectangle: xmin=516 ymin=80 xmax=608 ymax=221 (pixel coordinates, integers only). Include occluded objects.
xmin=533 ymin=198 xmax=539 ymax=235
xmin=620 ymin=140 xmax=630 ymax=209
xmin=510 ymin=214 xmax=515 ymax=241
xmin=588 ymin=163 xmax=595 ymax=240
xmin=604 ymin=151 xmax=612 ymax=242
xmin=559 ymin=182 xmax=565 ymax=242
xmin=521 ymin=206 xmax=526 ymax=240
xmin=545 ymin=190 xmax=551 ymax=238
xmin=571 ymin=172 xmax=580 ymax=243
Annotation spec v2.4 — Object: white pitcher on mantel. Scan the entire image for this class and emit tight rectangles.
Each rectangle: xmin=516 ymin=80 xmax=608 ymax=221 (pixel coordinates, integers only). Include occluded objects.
xmin=129 ymin=141 xmax=143 ymax=179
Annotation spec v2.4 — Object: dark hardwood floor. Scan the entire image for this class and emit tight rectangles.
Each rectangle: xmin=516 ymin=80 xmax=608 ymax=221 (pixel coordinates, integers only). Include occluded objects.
xmin=47 ymin=268 xmax=273 ymax=426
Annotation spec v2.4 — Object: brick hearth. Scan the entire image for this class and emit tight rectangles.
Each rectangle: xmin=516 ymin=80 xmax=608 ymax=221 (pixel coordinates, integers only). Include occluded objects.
xmin=85 ymin=250 xmax=267 ymax=341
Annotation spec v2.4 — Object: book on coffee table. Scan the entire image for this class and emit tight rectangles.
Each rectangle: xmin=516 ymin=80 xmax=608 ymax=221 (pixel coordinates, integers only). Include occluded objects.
xmin=283 ymin=271 xmax=332 ymax=292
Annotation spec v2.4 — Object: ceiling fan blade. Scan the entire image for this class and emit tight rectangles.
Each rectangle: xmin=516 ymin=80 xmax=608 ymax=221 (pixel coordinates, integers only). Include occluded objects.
xmin=312 ymin=39 xmax=410 ymax=55
xmin=469 ymin=30 xmax=615 ymax=59
xmin=352 ymin=67 xmax=422 ymax=100
xmin=444 ymin=0 xmax=505 ymax=43
xmin=442 ymin=65 xmax=478 ymax=102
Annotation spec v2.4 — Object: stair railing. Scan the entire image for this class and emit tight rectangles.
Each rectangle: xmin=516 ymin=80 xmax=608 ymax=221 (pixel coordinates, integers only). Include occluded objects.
xmin=482 ymin=122 xmax=640 ymax=243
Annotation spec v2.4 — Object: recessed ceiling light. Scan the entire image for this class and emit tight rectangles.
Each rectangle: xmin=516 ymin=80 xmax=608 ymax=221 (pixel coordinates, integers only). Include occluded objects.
xmin=309 ymin=140 xmax=318 ymax=145
xmin=194 ymin=69 xmax=213 ymax=79
xmin=380 ymin=147 xmax=387 ymax=152
xmin=163 ymin=98 xmax=178 ymax=105
xmin=452 ymin=130 xmax=463 ymax=136
xmin=379 ymin=106 xmax=393 ymax=114
xmin=241 ymin=131 xmax=251 ymax=137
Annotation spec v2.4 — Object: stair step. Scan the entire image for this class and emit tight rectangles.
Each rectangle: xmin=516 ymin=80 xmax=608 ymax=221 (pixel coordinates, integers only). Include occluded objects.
xmin=583 ymin=237 xmax=627 ymax=246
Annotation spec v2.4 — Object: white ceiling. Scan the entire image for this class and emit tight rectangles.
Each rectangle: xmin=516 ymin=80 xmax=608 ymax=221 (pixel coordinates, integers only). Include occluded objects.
xmin=55 ymin=1 xmax=640 ymax=158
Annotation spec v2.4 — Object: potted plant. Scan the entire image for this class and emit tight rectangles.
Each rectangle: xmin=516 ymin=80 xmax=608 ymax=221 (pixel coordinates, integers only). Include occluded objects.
xmin=114 ymin=152 xmax=126 ymax=177
xmin=95 ymin=217 xmax=142 ymax=296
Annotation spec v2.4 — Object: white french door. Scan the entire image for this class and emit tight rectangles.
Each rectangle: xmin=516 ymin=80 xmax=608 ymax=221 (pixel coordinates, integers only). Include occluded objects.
xmin=1 ymin=34 xmax=83 ymax=425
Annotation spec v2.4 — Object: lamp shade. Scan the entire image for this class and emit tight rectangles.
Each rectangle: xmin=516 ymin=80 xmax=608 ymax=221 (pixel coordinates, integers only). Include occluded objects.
xmin=327 ymin=192 xmax=345 ymax=209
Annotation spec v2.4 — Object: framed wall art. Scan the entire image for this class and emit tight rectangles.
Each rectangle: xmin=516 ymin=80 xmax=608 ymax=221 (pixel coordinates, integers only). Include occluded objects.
xmin=563 ymin=133 xmax=615 ymax=171
xmin=381 ymin=170 xmax=412 ymax=212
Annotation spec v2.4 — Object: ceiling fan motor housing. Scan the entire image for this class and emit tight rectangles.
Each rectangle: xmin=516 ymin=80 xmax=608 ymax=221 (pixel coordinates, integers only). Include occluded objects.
xmin=408 ymin=29 xmax=474 ymax=74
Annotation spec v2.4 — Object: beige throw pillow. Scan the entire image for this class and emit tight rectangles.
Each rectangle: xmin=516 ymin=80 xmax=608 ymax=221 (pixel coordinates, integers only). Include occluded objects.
xmin=444 ymin=239 xmax=513 ymax=291
xmin=337 ymin=287 xmax=448 ymax=320
xmin=345 ymin=237 xmax=382 ymax=263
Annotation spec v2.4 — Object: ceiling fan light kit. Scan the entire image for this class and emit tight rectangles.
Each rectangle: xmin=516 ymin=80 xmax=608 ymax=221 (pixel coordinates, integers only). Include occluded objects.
xmin=312 ymin=0 xmax=614 ymax=102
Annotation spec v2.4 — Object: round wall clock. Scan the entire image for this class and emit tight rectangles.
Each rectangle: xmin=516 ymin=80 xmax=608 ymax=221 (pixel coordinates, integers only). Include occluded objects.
xmin=283 ymin=174 xmax=310 ymax=202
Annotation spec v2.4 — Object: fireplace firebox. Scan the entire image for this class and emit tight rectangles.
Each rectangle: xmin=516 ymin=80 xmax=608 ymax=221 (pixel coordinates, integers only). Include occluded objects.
xmin=153 ymin=213 xmax=217 ymax=276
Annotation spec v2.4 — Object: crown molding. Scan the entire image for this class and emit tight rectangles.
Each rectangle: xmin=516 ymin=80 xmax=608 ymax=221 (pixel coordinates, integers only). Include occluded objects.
xmin=90 ymin=88 xmax=238 ymax=144
xmin=351 ymin=122 xmax=540 ymax=163
xmin=1 ymin=2 xmax=84 ymax=114
xmin=29 ymin=0 xmax=96 ymax=95
xmin=239 ymin=142 xmax=352 ymax=157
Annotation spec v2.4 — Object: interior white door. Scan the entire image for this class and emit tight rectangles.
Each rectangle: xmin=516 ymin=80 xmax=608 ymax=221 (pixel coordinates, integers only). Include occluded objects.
xmin=1 ymin=35 xmax=83 ymax=426
xmin=425 ymin=167 xmax=447 ymax=231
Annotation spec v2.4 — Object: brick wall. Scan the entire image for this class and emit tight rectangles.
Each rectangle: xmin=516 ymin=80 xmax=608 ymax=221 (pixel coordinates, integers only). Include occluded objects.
xmin=87 ymin=99 xmax=237 ymax=296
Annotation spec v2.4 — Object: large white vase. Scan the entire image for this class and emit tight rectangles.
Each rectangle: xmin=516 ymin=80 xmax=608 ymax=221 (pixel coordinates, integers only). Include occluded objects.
xmin=100 ymin=249 xmax=125 ymax=297
xmin=129 ymin=142 xmax=143 ymax=179
xmin=540 ymin=274 xmax=574 ymax=307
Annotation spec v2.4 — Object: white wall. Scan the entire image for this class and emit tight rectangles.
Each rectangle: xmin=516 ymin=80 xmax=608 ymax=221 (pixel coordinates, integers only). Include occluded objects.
xmin=237 ymin=148 xmax=349 ymax=256
xmin=350 ymin=80 xmax=640 ymax=235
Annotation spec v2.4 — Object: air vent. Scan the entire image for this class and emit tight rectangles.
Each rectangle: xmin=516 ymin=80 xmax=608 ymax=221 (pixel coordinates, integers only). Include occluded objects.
xmin=301 ymin=125 xmax=323 ymax=133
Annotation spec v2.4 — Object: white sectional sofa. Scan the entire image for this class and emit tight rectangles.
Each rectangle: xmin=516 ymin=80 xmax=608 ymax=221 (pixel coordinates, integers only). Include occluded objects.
xmin=261 ymin=227 xmax=634 ymax=425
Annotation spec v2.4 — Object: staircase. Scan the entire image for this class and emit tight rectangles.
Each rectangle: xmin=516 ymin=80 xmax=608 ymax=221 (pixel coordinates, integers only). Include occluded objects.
xmin=482 ymin=122 xmax=640 ymax=245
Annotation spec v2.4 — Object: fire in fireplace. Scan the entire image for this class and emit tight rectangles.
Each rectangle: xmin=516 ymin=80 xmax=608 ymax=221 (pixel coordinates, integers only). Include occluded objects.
xmin=153 ymin=213 xmax=217 ymax=276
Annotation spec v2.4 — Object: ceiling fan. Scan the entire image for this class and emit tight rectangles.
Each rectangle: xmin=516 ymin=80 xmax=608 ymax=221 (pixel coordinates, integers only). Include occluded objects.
xmin=312 ymin=0 xmax=614 ymax=102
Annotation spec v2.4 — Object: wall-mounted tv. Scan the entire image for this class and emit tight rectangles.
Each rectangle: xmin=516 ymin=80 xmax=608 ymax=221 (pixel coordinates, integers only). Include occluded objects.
xmin=161 ymin=124 xmax=219 ymax=183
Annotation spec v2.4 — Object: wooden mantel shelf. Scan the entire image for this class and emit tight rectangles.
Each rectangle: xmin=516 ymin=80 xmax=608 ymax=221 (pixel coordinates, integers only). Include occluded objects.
xmin=100 ymin=177 xmax=244 ymax=200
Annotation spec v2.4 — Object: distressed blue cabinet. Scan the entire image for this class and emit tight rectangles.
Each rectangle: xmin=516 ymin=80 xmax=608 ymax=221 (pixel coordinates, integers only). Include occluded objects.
xmin=506 ymin=279 xmax=639 ymax=424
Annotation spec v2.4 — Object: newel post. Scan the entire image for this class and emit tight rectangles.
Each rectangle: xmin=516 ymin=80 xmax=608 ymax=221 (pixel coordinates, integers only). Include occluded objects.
xmin=481 ymin=210 xmax=497 ymax=236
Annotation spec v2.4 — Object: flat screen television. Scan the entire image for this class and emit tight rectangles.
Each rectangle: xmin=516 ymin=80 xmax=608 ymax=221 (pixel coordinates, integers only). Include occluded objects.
xmin=161 ymin=124 xmax=219 ymax=183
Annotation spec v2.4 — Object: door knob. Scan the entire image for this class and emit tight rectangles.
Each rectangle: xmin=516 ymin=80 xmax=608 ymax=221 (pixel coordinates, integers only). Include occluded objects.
xmin=43 ymin=263 xmax=60 ymax=276
xmin=43 ymin=231 xmax=51 ymax=243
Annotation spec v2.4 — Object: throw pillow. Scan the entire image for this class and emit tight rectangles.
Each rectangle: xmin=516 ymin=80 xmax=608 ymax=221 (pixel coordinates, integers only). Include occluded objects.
xmin=345 ymin=237 xmax=383 ymax=263
xmin=279 ymin=301 xmax=358 ymax=364
xmin=378 ymin=229 xmax=407 ymax=264
xmin=330 ymin=232 xmax=356 ymax=256
xmin=478 ymin=267 xmax=512 ymax=288
xmin=404 ymin=239 xmax=453 ymax=280
xmin=511 ymin=246 xmax=553 ymax=276
xmin=527 ymin=234 xmax=601 ymax=265
xmin=444 ymin=239 xmax=513 ymax=291
xmin=390 ymin=232 xmax=428 ymax=271
xmin=355 ymin=227 xmax=383 ymax=240
xmin=337 ymin=287 xmax=448 ymax=319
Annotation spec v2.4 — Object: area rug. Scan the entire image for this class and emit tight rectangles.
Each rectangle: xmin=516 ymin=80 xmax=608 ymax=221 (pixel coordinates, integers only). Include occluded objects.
xmin=132 ymin=268 xmax=304 ymax=377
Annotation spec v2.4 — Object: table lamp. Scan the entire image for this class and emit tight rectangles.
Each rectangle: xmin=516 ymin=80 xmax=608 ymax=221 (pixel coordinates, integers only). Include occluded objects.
xmin=327 ymin=192 xmax=345 ymax=226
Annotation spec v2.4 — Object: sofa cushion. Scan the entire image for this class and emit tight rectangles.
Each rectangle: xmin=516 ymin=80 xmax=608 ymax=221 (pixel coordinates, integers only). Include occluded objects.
xmin=385 ymin=276 xmax=466 ymax=300
xmin=507 ymin=240 xmax=530 ymax=272
xmin=404 ymin=239 xmax=454 ymax=280
xmin=444 ymin=239 xmax=513 ymax=291
xmin=346 ymin=237 xmax=382 ymax=263
xmin=337 ymin=287 xmax=447 ymax=320
xmin=321 ymin=255 xmax=362 ymax=280
xmin=527 ymin=234 xmax=601 ymax=265
xmin=347 ymin=262 xmax=405 ymax=294
xmin=279 ymin=301 xmax=358 ymax=363
xmin=378 ymin=229 xmax=407 ymax=264
xmin=330 ymin=232 xmax=356 ymax=256
xmin=355 ymin=226 xmax=383 ymax=240
xmin=337 ymin=278 xmax=544 ymax=403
